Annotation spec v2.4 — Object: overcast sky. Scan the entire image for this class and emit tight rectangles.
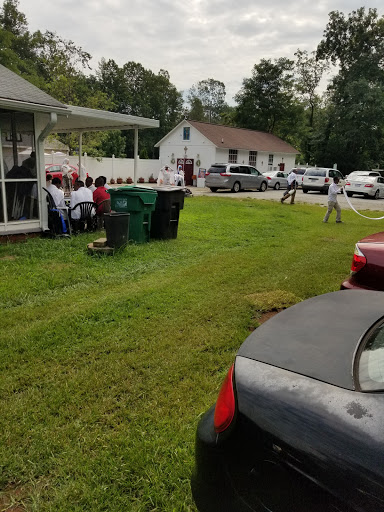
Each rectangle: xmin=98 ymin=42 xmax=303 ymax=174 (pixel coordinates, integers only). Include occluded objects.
xmin=20 ymin=1 xmax=384 ymax=105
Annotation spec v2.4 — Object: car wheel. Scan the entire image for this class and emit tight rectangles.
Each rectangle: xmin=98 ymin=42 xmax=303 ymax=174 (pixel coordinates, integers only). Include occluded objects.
xmin=302 ymin=188 xmax=308 ymax=194
xmin=374 ymin=189 xmax=380 ymax=199
xmin=274 ymin=182 xmax=280 ymax=190
xmin=259 ymin=181 xmax=267 ymax=192
xmin=209 ymin=187 xmax=218 ymax=192
xmin=347 ymin=192 xmax=353 ymax=197
xmin=320 ymin=189 xmax=327 ymax=194
xmin=232 ymin=181 xmax=241 ymax=193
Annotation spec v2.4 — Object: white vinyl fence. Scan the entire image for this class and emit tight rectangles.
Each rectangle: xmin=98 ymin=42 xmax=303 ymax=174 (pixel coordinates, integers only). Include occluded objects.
xmin=46 ymin=154 xmax=161 ymax=184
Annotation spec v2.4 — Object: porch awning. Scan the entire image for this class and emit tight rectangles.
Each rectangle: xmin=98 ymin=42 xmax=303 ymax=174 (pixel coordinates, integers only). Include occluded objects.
xmin=54 ymin=105 xmax=159 ymax=133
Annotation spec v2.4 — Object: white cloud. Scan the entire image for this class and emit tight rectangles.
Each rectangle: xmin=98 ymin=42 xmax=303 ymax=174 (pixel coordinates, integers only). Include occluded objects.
xmin=20 ymin=0 xmax=384 ymax=105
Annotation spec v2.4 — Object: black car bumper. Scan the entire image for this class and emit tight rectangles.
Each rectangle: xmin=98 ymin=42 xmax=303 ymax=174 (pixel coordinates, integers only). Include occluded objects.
xmin=191 ymin=405 xmax=260 ymax=512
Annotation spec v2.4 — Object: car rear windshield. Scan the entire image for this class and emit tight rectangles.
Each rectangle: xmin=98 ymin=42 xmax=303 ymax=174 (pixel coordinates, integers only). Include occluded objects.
xmin=359 ymin=321 xmax=384 ymax=391
xmin=294 ymin=169 xmax=306 ymax=175
xmin=350 ymin=176 xmax=375 ymax=182
xmin=208 ymin=166 xmax=226 ymax=173
xmin=306 ymin=169 xmax=327 ymax=177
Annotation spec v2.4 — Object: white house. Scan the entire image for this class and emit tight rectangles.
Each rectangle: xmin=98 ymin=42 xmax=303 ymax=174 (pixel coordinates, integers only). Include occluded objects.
xmin=155 ymin=120 xmax=299 ymax=186
xmin=0 ymin=64 xmax=159 ymax=237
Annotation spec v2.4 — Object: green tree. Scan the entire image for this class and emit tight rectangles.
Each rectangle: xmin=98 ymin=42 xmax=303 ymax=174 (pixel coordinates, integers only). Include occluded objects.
xmin=0 ymin=0 xmax=37 ymax=79
xmin=314 ymin=8 xmax=384 ymax=171
xmin=187 ymin=97 xmax=206 ymax=121
xmin=235 ymin=58 xmax=298 ymax=134
xmin=188 ymin=78 xmax=227 ymax=123
xmin=97 ymin=59 xmax=183 ymax=158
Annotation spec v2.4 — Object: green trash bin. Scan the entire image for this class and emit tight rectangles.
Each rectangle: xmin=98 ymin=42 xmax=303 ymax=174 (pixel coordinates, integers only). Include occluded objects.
xmin=108 ymin=186 xmax=158 ymax=244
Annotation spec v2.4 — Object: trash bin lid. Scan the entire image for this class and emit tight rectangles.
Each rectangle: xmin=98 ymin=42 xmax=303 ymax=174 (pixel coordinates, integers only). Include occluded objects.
xmin=110 ymin=186 xmax=158 ymax=196
xmin=150 ymin=186 xmax=185 ymax=193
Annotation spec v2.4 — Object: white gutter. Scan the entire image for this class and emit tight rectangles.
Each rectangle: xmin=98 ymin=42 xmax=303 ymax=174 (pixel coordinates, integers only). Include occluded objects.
xmin=0 ymin=98 xmax=69 ymax=115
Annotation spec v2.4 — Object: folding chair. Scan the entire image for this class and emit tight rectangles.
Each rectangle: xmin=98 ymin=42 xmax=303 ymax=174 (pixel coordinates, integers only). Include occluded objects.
xmin=43 ymin=187 xmax=71 ymax=236
xmin=70 ymin=201 xmax=98 ymax=233
xmin=96 ymin=198 xmax=111 ymax=229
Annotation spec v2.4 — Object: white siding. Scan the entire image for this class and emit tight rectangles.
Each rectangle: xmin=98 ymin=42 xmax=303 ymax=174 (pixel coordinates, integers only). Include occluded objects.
xmin=158 ymin=120 xmax=216 ymax=173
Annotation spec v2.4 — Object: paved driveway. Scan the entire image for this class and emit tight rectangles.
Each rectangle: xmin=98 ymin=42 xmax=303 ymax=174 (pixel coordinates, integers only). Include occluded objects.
xmin=191 ymin=187 xmax=384 ymax=212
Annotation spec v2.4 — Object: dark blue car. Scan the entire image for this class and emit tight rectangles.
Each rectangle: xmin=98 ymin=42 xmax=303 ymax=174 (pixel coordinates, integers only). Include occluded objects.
xmin=192 ymin=290 xmax=384 ymax=512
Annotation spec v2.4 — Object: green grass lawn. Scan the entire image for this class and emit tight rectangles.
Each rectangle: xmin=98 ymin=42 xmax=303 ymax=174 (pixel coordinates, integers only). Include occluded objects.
xmin=0 ymin=196 xmax=381 ymax=511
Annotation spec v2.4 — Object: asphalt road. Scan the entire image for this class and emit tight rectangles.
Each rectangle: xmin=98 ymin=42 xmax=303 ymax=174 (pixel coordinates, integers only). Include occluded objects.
xmin=191 ymin=187 xmax=384 ymax=213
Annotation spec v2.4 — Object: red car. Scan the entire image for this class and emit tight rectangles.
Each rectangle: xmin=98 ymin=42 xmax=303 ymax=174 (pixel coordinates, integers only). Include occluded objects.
xmin=341 ymin=231 xmax=384 ymax=291
xmin=45 ymin=164 xmax=78 ymax=183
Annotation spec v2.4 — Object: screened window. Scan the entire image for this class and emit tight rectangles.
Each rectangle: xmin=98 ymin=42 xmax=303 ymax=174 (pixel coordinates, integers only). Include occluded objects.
xmin=359 ymin=322 xmax=384 ymax=391
xmin=0 ymin=110 xmax=38 ymax=223
xmin=268 ymin=154 xmax=274 ymax=165
xmin=229 ymin=149 xmax=238 ymax=163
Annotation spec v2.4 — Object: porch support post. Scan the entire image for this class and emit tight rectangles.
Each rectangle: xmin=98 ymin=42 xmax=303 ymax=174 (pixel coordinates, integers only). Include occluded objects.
xmin=78 ymin=132 xmax=83 ymax=177
xmin=134 ymin=126 xmax=138 ymax=185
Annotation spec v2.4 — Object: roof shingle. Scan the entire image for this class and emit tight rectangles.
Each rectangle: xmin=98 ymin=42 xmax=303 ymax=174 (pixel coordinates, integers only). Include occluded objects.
xmin=189 ymin=120 xmax=298 ymax=153
xmin=0 ymin=64 xmax=66 ymax=110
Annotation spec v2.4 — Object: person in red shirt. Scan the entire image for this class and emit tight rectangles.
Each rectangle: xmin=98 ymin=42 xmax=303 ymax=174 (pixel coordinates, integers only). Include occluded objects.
xmin=93 ymin=177 xmax=110 ymax=215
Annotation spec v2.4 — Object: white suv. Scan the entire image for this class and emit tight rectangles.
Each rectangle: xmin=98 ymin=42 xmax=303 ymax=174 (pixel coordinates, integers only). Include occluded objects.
xmin=302 ymin=168 xmax=344 ymax=194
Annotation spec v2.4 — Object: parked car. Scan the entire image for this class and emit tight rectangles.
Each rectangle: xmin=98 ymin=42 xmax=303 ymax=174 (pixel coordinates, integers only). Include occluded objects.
xmin=302 ymin=167 xmax=344 ymax=194
xmin=341 ymin=232 xmax=384 ymax=290
xmin=262 ymin=170 xmax=288 ymax=190
xmin=205 ymin=164 xmax=268 ymax=193
xmin=345 ymin=175 xmax=384 ymax=199
xmin=345 ymin=171 xmax=382 ymax=180
xmin=192 ymin=290 xmax=384 ymax=512
xmin=291 ymin=167 xmax=307 ymax=187
xmin=45 ymin=164 xmax=78 ymax=183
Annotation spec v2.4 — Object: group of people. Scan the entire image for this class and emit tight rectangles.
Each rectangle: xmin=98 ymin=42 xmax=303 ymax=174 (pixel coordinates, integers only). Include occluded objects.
xmin=280 ymin=169 xmax=343 ymax=223
xmin=45 ymin=173 xmax=111 ymax=222
xmin=157 ymin=165 xmax=185 ymax=186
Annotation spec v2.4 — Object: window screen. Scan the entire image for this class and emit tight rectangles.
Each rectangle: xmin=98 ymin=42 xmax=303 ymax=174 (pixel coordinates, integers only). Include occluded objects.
xmin=359 ymin=321 xmax=384 ymax=391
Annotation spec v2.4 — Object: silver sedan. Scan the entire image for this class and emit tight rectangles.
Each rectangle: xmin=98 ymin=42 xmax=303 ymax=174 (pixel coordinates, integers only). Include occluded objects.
xmin=262 ymin=171 xmax=288 ymax=190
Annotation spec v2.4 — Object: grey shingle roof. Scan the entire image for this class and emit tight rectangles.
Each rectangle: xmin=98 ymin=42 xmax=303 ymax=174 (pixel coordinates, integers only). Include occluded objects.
xmin=189 ymin=120 xmax=299 ymax=153
xmin=0 ymin=64 xmax=66 ymax=110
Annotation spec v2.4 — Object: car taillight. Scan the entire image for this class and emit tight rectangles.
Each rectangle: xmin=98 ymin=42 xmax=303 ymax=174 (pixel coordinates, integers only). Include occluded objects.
xmin=267 ymin=176 xmax=271 ymax=180
xmin=205 ymin=172 xmax=210 ymax=176
xmin=325 ymin=178 xmax=329 ymax=183
xmin=220 ymin=173 xmax=231 ymax=177
xmin=351 ymin=245 xmax=367 ymax=274
xmin=346 ymin=181 xmax=350 ymax=186
xmin=365 ymin=184 xmax=373 ymax=188
xmin=214 ymin=364 xmax=236 ymax=434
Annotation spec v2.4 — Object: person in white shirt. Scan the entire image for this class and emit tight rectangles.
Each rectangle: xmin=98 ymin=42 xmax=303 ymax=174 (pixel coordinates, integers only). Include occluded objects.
xmin=61 ymin=158 xmax=73 ymax=194
xmin=70 ymin=181 xmax=93 ymax=220
xmin=85 ymin=176 xmax=96 ymax=192
xmin=281 ymin=170 xmax=297 ymax=204
xmin=323 ymin=177 xmax=343 ymax=223
xmin=47 ymin=177 xmax=66 ymax=208
xmin=174 ymin=165 xmax=184 ymax=186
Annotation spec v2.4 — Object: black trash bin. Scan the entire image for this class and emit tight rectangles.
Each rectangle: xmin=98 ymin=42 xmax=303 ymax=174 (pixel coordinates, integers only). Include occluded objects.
xmin=150 ymin=186 xmax=185 ymax=240
xmin=104 ymin=212 xmax=130 ymax=248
